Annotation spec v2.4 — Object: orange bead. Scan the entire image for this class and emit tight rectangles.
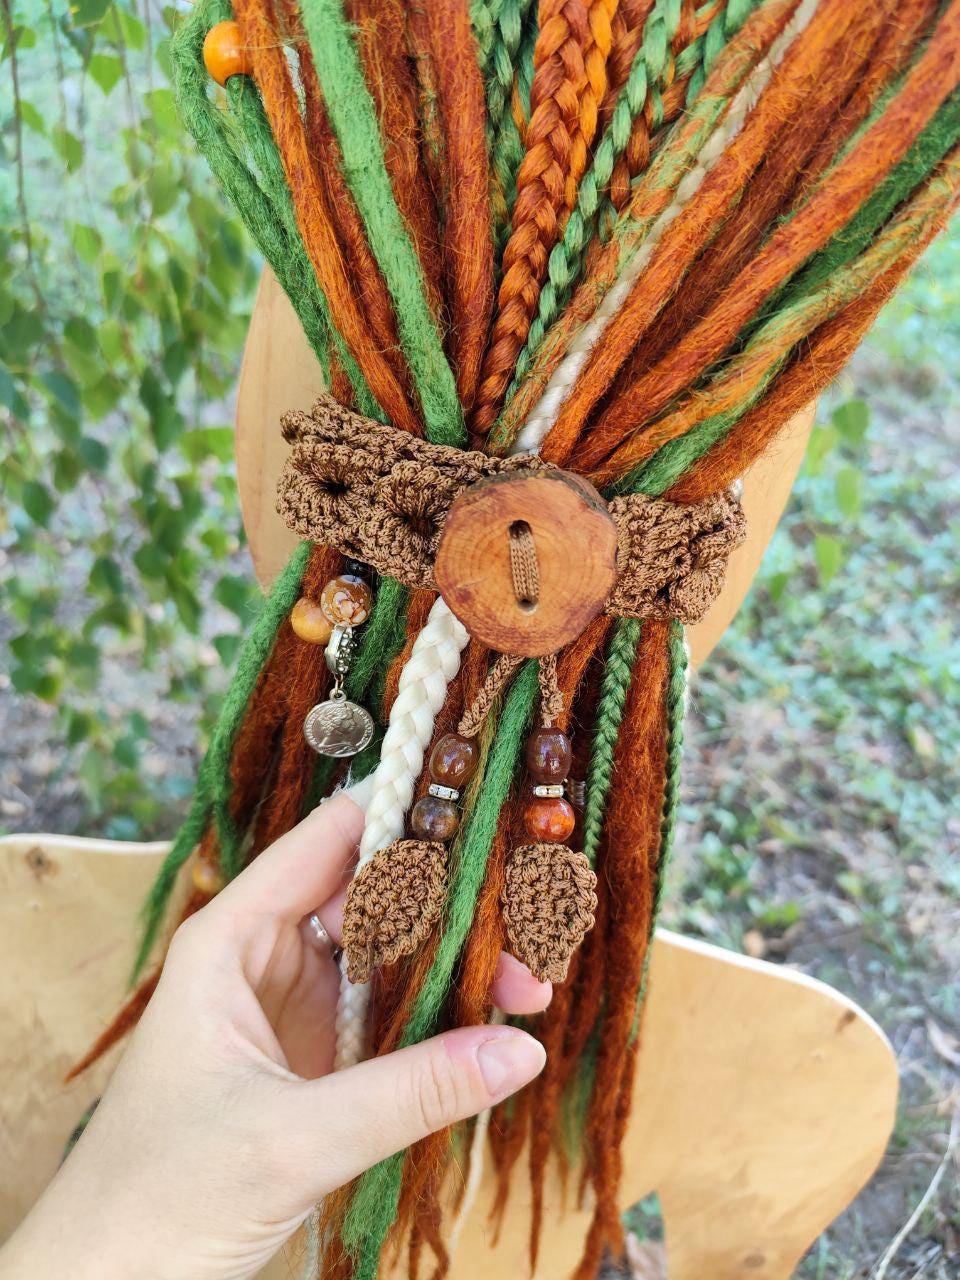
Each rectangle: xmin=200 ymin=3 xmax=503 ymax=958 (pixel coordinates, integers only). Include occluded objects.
xmin=320 ymin=574 xmax=372 ymax=626
xmin=523 ymin=795 xmax=576 ymax=843
xmin=290 ymin=597 xmax=334 ymax=646
xmin=202 ymin=21 xmax=252 ymax=87
xmin=192 ymin=859 xmax=225 ymax=897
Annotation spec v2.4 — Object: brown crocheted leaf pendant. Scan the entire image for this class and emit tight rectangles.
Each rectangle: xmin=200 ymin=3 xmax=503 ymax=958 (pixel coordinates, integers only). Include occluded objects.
xmin=501 ymin=843 xmax=598 ymax=984
xmin=342 ymin=839 xmax=448 ymax=983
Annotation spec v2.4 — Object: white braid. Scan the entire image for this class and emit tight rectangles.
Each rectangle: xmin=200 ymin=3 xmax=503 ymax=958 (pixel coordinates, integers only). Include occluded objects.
xmin=514 ymin=0 xmax=821 ymax=453
xmin=356 ymin=599 xmax=469 ymax=863
xmin=334 ymin=597 xmax=469 ymax=1069
xmin=445 ymin=1009 xmax=506 ymax=1265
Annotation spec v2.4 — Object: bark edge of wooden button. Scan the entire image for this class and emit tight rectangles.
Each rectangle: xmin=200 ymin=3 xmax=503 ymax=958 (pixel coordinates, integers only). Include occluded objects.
xmin=434 ymin=470 xmax=618 ymax=657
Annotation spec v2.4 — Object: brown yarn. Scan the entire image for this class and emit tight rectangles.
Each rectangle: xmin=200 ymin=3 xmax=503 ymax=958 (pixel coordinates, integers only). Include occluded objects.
xmin=602 ymin=1 xmax=896 ymax=396
xmin=278 ymin=396 xmax=745 ymax=624
xmin=568 ymin=0 xmax=960 ymax=468
xmin=342 ymin=839 xmax=449 ymax=983
xmin=598 ymin=0 xmax=655 ymax=134
xmin=573 ymin=620 xmax=671 ymax=1279
xmin=457 ymin=653 xmax=525 ymax=737
xmin=251 ymin=545 xmax=341 ymax=850
xmin=346 ymin=0 xmax=446 ymax=321
xmin=537 ymin=652 xmax=564 ymax=727
xmin=468 ymin=1 xmax=594 ymax=439
xmin=231 ymin=0 xmax=422 ymax=435
xmin=278 ymin=395 xmax=543 ymax=586
xmin=412 ymin=0 xmax=495 ymax=412
xmin=276 ymin=0 xmax=411 ymax=388
xmin=501 ymin=842 xmax=598 ymax=983
xmin=608 ymin=0 xmax=713 ymax=211
xmin=63 ymin=968 xmax=161 ymax=1083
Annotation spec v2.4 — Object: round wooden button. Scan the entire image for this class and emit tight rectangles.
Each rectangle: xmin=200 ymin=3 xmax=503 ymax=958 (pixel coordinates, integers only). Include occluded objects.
xmin=434 ymin=469 xmax=618 ymax=657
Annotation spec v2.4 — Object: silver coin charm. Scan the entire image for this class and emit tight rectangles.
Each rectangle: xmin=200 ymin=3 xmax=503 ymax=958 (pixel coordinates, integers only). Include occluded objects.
xmin=304 ymin=692 xmax=375 ymax=758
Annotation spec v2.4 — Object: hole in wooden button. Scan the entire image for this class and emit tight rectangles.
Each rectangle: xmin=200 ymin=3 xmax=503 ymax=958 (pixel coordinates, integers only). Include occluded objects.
xmin=435 ymin=470 xmax=619 ymax=657
xmin=508 ymin=520 xmax=539 ymax=613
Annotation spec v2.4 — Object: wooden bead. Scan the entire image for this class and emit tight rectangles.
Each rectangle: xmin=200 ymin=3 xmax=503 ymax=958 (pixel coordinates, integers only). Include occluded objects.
xmin=320 ymin=574 xmax=372 ymax=626
xmin=202 ymin=21 xmax=253 ymax=87
xmin=526 ymin=728 xmax=572 ymax=783
xmin=523 ymin=795 xmax=576 ymax=843
xmin=434 ymin=470 xmax=618 ymax=657
xmin=290 ymin=597 xmax=334 ymax=646
xmin=192 ymin=859 xmax=225 ymax=896
xmin=411 ymin=795 xmax=460 ymax=842
xmin=429 ymin=733 xmax=479 ymax=788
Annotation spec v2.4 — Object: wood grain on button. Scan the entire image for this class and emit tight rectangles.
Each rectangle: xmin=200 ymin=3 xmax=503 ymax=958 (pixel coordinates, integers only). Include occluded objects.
xmin=434 ymin=470 xmax=618 ymax=657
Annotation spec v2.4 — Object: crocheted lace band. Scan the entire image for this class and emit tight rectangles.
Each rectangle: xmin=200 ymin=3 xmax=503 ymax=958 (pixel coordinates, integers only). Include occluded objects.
xmin=276 ymin=394 xmax=747 ymax=626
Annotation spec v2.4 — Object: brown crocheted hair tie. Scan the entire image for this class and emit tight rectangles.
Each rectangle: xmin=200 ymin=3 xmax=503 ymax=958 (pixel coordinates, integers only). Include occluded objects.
xmin=276 ymin=394 xmax=747 ymax=627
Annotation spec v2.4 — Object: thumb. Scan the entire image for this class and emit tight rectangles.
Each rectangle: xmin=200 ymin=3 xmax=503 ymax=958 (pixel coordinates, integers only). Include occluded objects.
xmin=274 ymin=1026 xmax=545 ymax=1202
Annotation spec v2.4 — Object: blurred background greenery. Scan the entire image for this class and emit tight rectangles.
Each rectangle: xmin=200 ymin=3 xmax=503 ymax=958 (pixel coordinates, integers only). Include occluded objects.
xmin=1 ymin=0 xmax=257 ymax=834
xmin=2 ymin=2 xmax=957 ymax=1276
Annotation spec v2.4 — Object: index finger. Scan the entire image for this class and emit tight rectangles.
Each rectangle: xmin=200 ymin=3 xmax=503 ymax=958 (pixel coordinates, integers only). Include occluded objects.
xmin=211 ymin=792 xmax=364 ymax=925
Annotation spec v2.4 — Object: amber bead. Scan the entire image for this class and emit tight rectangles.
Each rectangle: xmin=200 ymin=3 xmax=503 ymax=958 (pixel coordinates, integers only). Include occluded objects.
xmin=202 ymin=21 xmax=253 ymax=87
xmin=429 ymin=733 xmax=480 ymax=788
xmin=290 ymin=597 xmax=334 ymax=646
xmin=320 ymin=574 xmax=372 ymax=626
xmin=525 ymin=727 xmax=572 ymax=783
xmin=523 ymin=795 xmax=576 ymax=843
xmin=192 ymin=859 xmax=225 ymax=896
xmin=411 ymin=795 xmax=461 ymax=842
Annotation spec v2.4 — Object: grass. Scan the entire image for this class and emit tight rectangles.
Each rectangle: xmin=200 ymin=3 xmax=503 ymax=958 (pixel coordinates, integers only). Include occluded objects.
xmin=652 ymin=220 xmax=960 ymax=1278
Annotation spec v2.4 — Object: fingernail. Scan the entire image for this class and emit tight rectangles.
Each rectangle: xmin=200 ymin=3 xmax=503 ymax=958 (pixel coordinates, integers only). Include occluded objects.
xmin=494 ymin=952 xmax=526 ymax=981
xmin=476 ymin=1031 xmax=545 ymax=1099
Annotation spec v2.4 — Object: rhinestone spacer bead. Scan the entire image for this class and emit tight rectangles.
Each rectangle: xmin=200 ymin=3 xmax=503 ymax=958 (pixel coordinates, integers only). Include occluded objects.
xmin=428 ymin=783 xmax=460 ymax=802
xmin=532 ymin=783 xmax=565 ymax=798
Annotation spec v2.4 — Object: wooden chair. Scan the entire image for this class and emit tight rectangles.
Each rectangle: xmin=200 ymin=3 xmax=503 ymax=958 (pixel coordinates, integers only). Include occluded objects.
xmin=0 ymin=271 xmax=898 ymax=1278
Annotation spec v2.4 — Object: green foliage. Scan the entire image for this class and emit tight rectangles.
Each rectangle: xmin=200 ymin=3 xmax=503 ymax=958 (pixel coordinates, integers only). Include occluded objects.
xmin=1 ymin=0 xmax=258 ymax=832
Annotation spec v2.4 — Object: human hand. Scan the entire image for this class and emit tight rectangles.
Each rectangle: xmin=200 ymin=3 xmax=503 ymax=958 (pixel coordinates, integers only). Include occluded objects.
xmin=0 ymin=794 xmax=549 ymax=1280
